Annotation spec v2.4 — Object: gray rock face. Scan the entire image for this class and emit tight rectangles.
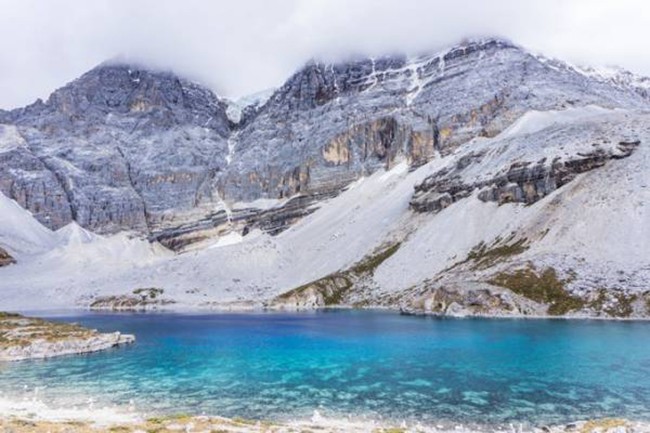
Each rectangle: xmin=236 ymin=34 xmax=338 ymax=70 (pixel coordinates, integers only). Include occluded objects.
xmin=410 ymin=127 xmax=641 ymax=214
xmin=1 ymin=39 xmax=649 ymax=247
xmin=477 ymin=141 xmax=640 ymax=204
xmin=1 ymin=62 xmax=231 ymax=234
xmin=224 ymin=39 xmax=648 ymax=202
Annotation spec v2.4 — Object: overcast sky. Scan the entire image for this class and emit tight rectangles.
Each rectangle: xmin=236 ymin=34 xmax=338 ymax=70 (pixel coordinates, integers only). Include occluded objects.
xmin=0 ymin=0 xmax=648 ymax=109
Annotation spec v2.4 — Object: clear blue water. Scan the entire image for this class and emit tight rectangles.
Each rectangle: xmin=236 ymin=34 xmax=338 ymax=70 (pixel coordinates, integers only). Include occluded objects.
xmin=2 ymin=310 xmax=650 ymax=426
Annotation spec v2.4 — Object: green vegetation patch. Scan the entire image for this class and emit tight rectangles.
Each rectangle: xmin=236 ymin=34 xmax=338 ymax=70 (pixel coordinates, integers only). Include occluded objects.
xmin=276 ymin=242 xmax=401 ymax=306
xmin=589 ymin=289 xmax=637 ymax=318
xmin=349 ymin=242 xmax=401 ymax=276
xmin=464 ymin=236 xmax=529 ymax=270
xmin=277 ymin=275 xmax=352 ymax=306
xmin=489 ymin=266 xmax=585 ymax=316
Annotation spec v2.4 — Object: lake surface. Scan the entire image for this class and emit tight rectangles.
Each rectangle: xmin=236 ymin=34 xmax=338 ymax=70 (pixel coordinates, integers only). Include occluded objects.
xmin=2 ymin=310 xmax=650 ymax=426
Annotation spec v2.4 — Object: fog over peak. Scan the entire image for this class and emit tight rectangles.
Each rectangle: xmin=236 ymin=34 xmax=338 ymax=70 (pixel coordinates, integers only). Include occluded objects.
xmin=0 ymin=0 xmax=649 ymax=109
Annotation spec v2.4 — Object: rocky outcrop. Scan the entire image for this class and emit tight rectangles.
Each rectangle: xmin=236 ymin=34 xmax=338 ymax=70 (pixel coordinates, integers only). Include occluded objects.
xmin=397 ymin=285 xmax=537 ymax=317
xmin=478 ymin=141 xmax=639 ymax=204
xmin=150 ymin=189 xmax=339 ymax=250
xmin=411 ymin=140 xmax=640 ymax=213
xmin=272 ymin=275 xmax=353 ymax=310
xmin=0 ymin=331 xmax=134 ymax=362
xmin=89 ymin=287 xmax=174 ymax=311
xmin=0 ymin=312 xmax=134 ymax=361
xmin=0 ymin=247 xmax=16 ymax=267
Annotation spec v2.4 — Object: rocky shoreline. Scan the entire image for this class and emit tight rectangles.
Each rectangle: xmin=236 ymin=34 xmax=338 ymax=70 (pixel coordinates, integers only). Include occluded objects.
xmin=0 ymin=412 xmax=645 ymax=433
xmin=61 ymin=297 xmax=650 ymax=321
xmin=0 ymin=312 xmax=134 ymax=361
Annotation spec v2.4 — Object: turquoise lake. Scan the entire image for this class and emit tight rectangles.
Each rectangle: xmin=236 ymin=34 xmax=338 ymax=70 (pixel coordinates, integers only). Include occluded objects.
xmin=2 ymin=310 xmax=650 ymax=426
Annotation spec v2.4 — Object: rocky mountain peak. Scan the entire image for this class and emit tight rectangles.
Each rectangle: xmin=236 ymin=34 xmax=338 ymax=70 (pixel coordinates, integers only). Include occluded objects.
xmin=259 ymin=37 xmax=520 ymax=116
xmin=16 ymin=60 xmax=231 ymax=136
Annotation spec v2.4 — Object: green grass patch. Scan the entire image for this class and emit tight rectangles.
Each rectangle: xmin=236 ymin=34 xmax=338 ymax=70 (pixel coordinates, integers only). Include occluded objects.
xmin=276 ymin=242 xmax=400 ymax=306
xmin=278 ymin=275 xmax=352 ymax=306
xmin=489 ymin=266 xmax=584 ymax=315
xmin=349 ymin=242 xmax=401 ymax=275
xmin=588 ymin=289 xmax=638 ymax=318
xmin=464 ymin=236 xmax=529 ymax=270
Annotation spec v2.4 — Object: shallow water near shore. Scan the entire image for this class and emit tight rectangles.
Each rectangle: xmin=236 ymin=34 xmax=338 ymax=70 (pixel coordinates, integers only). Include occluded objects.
xmin=2 ymin=310 xmax=650 ymax=426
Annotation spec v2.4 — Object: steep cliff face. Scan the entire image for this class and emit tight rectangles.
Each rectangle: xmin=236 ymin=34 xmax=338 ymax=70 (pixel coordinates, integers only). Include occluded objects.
xmin=219 ymin=38 xmax=649 ymax=206
xmin=1 ymin=63 xmax=231 ymax=234
xmin=1 ymin=38 xmax=649 ymax=249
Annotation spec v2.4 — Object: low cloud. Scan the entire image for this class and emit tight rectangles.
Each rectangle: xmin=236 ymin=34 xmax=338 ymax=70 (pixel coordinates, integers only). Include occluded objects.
xmin=0 ymin=0 xmax=648 ymax=108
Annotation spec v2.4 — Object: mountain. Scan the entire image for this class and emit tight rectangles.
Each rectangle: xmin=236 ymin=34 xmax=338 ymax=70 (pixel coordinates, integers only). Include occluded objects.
xmin=0 ymin=38 xmax=649 ymax=318
xmin=0 ymin=61 xmax=231 ymax=236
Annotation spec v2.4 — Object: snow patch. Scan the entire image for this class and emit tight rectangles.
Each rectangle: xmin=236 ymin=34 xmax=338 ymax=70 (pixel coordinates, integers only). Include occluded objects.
xmin=225 ymin=88 xmax=275 ymax=124
xmin=0 ymin=192 xmax=56 ymax=255
xmin=232 ymin=197 xmax=286 ymax=211
xmin=497 ymin=105 xmax=618 ymax=139
xmin=207 ymin=231 xmax=244 ymax=249
xmin=0 ymin=124 xmax=27 ymax=153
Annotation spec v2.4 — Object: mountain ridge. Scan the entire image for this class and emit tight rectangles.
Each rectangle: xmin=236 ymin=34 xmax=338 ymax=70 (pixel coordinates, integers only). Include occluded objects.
xmin=0 ymin=37 xmax=649 ymax=318
xmin=2 ymin=37 xmax=649 ymax=245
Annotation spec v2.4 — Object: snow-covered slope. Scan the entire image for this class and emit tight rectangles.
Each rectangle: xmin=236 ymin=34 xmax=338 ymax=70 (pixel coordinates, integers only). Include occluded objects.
xmin=0 ymin=192 xmax=57 ymax=255
xmin=0 ymin=159 xmax=436 ymax=310
xmin=373 ymin=107 xmax=650 ymax=317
